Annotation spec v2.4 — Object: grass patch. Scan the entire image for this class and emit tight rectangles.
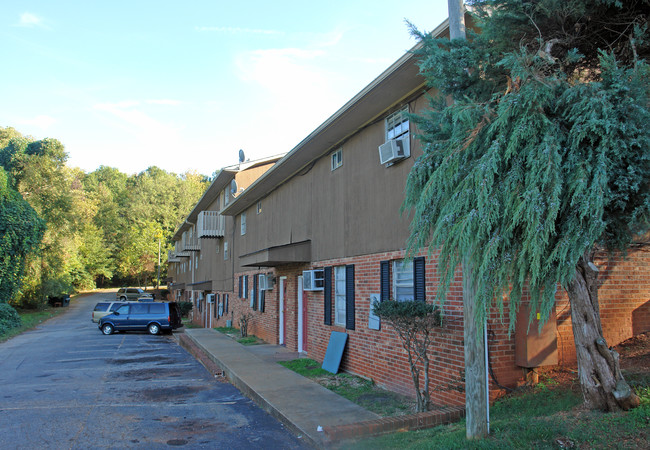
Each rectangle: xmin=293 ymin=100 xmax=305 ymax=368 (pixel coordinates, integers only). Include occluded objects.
xmin=214 ymin=326 xmax=239 ymax=335
xmin=0 ymin=306 xmax=66 ymax=343
xmin=342 ymin=372 xmax=650 ymax=449
xmin=279 ymin=358 xmax=414 ymax=417
xmin=237 ymin=335 xmax=264 ymax=345
xmin=214 ymin=326 xmax=264 ymax=345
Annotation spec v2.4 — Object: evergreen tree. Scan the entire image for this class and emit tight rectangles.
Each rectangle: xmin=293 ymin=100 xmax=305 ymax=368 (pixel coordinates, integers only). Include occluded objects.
xmin=405 ymin=0 xmax=649 ymax=411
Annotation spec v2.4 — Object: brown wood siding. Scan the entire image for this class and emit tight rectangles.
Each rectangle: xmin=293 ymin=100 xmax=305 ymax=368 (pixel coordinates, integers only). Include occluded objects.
xmin=237 ymin=91 xmax=431 ymax=262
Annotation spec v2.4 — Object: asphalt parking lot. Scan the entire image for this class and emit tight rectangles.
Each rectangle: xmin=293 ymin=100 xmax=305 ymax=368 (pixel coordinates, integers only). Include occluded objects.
xmin=0 ymin=292 xmax=307 ymax=449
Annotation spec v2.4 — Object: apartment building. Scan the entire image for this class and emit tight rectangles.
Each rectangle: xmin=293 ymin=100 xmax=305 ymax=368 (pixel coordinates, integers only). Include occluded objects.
xmin=168 ymin=18 xmax=650 ymax=405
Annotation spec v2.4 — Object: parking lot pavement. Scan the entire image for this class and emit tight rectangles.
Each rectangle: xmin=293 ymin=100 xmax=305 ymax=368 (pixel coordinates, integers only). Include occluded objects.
xmin=0 ymin=293 xmax=307 ymax=449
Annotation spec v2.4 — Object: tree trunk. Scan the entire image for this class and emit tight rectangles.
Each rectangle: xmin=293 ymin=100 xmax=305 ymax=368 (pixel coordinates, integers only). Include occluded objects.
xmin=566 ymin=255 xmax=640 ymax=411
xmin=464 ymin=258 xmax=488 ymax=438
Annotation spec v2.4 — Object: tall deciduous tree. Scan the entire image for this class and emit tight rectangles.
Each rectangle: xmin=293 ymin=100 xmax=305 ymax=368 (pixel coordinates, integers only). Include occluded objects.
xmin=0 ymin=168 xmax=45 ymax=302
xmin=405 ymin=0 xmax=649 ymax=411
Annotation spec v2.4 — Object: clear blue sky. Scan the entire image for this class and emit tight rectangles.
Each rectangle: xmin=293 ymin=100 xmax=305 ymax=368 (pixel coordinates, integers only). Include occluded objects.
xmin=1 ymin=1 xmax=449 ymax=175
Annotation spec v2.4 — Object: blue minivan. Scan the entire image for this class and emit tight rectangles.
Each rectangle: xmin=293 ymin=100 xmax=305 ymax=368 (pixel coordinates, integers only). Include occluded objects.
xmin=98 ymin=302 xmax=182 ymax=335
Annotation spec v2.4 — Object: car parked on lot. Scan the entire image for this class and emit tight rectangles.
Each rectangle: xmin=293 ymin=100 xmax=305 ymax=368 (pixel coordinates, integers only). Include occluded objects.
xmin=92 ymin=301 xmax=125 ymax=323
xmin=98 ymin=302 xmax=182 ymax=335
xmin=116 ymin=287 xmax=153 ymax=301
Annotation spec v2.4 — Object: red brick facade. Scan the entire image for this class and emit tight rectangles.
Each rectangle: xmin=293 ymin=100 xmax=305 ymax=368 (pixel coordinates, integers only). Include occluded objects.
xmin=178 ymin=246 xmax=649 ymax=406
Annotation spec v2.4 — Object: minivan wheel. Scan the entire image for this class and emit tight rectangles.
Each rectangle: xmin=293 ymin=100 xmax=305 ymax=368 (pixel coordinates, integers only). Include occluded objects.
xmin=101 ymin=324 xmax=114 ymax=335
xmin=148 ymin=323 xmax=160 ymax=335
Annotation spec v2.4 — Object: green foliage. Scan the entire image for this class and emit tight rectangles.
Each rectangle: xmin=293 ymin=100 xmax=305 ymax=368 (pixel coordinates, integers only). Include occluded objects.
xmin=0 ymin=303 xmax=21 ymax=335
xmin=0 ymin=167 xmax=45 ymax=303
xmin=0 ymin=126 xmax=208 ymax=304
xmin=404 ymin=0 xmax=650 ymax=331
xmin=348 ymin=378 xmax=649 ymax=449
xmin=177 ymin=301 xmax=193 ymax=317
xmin=373 ymin=299 xmax=443 ymax=325
xmin=373 ymin=300 xmax=446 ymax=412
xmin=237 ymin=335 xmax=263 ymax=345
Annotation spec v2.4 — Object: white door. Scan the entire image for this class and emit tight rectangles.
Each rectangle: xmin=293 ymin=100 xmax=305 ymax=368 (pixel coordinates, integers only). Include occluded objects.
xmin=279 ymin=277 xmax=286 ymax=345
xmin=297 ymin=276 xmax=304 ymax=353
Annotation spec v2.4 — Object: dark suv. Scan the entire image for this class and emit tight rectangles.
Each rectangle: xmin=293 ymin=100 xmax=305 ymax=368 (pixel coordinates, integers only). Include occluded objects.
xmin=98 ymin=302 xmax=182 ymax=335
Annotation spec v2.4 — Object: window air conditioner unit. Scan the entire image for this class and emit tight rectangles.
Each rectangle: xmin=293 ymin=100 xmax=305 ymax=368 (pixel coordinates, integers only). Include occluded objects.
xmin=258 ymin=274 xmax=268 ymax=291
xmin=378 ymin=135 xmax=410 ymax=166
xmin=206 ymin=294 xmax=216 ymax=304
xmin=303 ymin=269 xmax=325 ymax=291
xmin=264 ymin=274 xmax=275 ymax=290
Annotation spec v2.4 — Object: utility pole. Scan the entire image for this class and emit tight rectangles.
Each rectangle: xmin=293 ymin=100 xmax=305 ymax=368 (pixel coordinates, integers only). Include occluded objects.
xmin=447 ymin=0 xmax=489 ymax=439
xmin=157 ymin=237 xmax=161 ymax=289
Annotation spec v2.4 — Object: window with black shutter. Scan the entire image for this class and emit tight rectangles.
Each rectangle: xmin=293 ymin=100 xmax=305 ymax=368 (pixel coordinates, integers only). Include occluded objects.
xmin=324 ymin=266 xmax=332 ymax=325
xmin=224 ymin=294 xmax=229 ymax=314
xmin=414 ymin=256 xmax=426 ymax=302
xmin=345 ymin=264 xmax=355 ymax=330
xmin=380 ymin=260 xmax=390 ymax=301
xmin=259 ymin=288 xmax=265 ymax=313
xmin=252 ymin=275 xmax=258 ymax=311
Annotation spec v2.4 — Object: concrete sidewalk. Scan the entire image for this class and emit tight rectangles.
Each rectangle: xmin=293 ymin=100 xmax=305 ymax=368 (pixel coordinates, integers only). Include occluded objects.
xmin=177 ymin=328 xmax=379 ymax=447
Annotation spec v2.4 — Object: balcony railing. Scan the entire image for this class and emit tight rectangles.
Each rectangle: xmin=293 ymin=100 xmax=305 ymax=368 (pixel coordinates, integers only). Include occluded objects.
xmin=197 ymin=211 xmax=225 ymax=238
xmin=174 ymin=240 xmax=191 ymax=257
xmin=181 ymin=228 xmax=200 ymax=252
xmin=168 ymin=250 xmax=181 ymax=263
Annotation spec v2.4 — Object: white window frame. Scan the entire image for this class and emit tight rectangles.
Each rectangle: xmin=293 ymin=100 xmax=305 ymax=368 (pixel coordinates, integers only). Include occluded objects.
xmin=257 ymin=201 xmax=262 ymax=214
xmin=241 ymin=212 xmax=247 ymax=235
xmin=243 ymin=275 xmax=249 ymax=299
xmin=195 ymin=256 xmax=198 ymax=270
xmin=386 ymin=106 xmax=409 ymax=141
xmin=224 ymin=241 xmax=229 ymax=260
xmin=331 ymin=148 xmax=342 ymax=171
xmin=334 ymin=266 xmax=346 ymax=326
xmin=393 ymin=259 xmax=414 ymax=302
xmin=224 ymin=188 xmax=230 ymax=206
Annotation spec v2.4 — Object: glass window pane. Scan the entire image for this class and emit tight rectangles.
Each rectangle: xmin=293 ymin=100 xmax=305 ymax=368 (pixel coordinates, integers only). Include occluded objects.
xmin=334 ymin=266 xmax=346 ymax=326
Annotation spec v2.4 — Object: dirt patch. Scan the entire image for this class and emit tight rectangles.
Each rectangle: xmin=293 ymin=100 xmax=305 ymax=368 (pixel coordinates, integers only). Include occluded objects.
xmin=525 ymin=331 xmax=650 ymax=398
xmin=616 ymin=331 xmax=650 ymax=372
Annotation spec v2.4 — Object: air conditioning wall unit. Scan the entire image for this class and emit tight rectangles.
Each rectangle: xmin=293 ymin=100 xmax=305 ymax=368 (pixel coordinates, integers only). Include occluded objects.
xmin=378 ymin=134 xmax=410 ymax=166
xmin=303 ymin=269 xmax=325 ymax=291
xmin=258 ymin=274 xmax=268 ymax=291
xmin=264 ymin=274 xmax=275 ymax=290
xmin=206 ymin=294 xmax=216 ymax=303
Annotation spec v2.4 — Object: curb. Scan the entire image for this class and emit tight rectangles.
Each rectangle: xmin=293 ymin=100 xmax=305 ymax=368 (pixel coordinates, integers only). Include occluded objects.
xmin=176 ymin=332 xmax=324 ymax=448
xmin=322 ymin=406 xmax=465 ymax=443
xmin=176 ymin=331 xmax=466 ymax=447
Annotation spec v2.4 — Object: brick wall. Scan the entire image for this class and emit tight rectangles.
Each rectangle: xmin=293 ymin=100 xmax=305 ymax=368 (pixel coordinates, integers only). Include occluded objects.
xmin=179 ymin=246 xmax=649 ymax=407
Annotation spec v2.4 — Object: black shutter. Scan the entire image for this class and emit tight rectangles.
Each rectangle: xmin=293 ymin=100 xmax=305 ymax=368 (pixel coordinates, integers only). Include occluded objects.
xmin=414 ymin=256 xmax=426 ymax=302
xmin=252 ymin=275 xmax=258 ymax=311
xmin=345 ymin=264 xmax=355 ymax=330
xmin=260 ymin=290 xmax=265 ymax=312
xmin=323 ymin=266 xmax=332 ymax=325
xmin=214 ymin=294 xmax=218 ymax=318
xmin=238 ymin=276 xmax=243 ymax=298
xmin=380 ymin=260 xmax=390 ymax=302
xmin=224 ymin=294 xmax=228 ymax=314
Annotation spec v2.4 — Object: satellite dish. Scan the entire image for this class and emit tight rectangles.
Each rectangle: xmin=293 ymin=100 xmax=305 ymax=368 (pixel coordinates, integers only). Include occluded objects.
xmin=230 ymin=179 xmax=238 ymax=195
xmin=238 ymin=149 xmax=245 ymax=163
